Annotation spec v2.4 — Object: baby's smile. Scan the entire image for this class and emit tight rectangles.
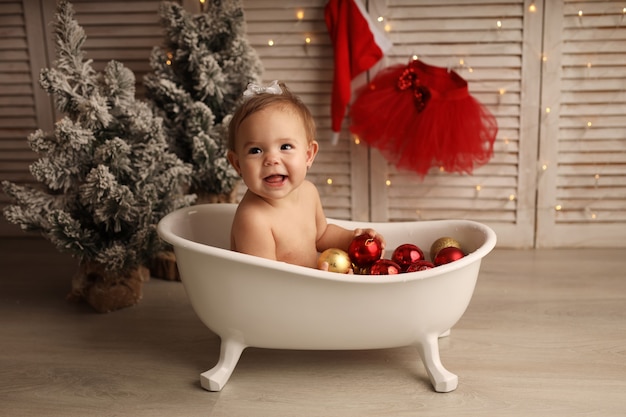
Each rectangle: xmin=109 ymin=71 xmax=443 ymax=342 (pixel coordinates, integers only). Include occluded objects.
xmin=264 ymin=174 xmax=287 ymax=185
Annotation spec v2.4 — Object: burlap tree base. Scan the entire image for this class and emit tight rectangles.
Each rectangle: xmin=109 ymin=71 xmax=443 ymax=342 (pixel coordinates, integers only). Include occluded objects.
xmin=67 ymin=260 xmax=149 ymax=313
xmin=150 ymin=251 xmax=180 ymax=281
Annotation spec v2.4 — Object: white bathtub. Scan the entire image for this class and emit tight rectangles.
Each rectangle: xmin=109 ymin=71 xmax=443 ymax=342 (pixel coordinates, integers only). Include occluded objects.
xmin=157 ymin=204 xmax=496 ymax=392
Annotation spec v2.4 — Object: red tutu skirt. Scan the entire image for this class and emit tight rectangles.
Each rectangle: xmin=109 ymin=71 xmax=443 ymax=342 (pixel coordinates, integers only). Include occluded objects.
xmin=349 ymin=60 xmax=497 ymax=176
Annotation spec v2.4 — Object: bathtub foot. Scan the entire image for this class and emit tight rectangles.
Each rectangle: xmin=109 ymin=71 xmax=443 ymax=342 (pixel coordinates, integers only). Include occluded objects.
xmin=416 ymin=334 xmax=458 ymax=393
xmin=200 ymin=337 xmax=246 ymax=392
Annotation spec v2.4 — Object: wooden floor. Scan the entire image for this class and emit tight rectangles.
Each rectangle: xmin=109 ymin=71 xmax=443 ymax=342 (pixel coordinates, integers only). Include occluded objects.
xmin=1 ymin=238 xmax=625 ymax=417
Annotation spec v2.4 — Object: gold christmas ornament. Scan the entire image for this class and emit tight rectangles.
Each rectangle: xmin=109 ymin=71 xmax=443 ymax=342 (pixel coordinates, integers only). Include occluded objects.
xmin=318 ymin=248 xmax=352 ymax=274
xmin=430 ymin=237 xmax=461 ymax=262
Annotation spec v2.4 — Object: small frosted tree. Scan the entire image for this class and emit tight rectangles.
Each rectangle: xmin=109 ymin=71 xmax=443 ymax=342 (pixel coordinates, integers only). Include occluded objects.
xmin=144 ymin=0 xmax=263 ymax=202
xmin=1 ymin=1 xmax=194 ymax=312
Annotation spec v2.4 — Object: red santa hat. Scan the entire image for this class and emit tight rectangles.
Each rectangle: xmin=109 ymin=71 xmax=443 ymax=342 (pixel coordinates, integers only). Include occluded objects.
xmin=325 ymin=0 xmax=392 ymax=144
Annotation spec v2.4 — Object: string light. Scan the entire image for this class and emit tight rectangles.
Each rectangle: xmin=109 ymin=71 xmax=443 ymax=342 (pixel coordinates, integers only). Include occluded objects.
xmin=377 ymin=16 xmax=384 ymax=23
xmin=353 ymin=135 xmax=361 ymax=145
xmin=545 ymin=107 xmax=551 ymax=113
xmin=496 ymin=20 xmax=502 ymax=29
xmin=578 ymin=10 xmax=583 ymax=17
xmin=529 ymin=2 xmax=536 ymax=13
xmin=296 ymin=10 xmax=304 ymax=20
xmin=304 ymin=36 xmax=311 ymax=44
xmin=267 ymin=39 xmax=274 ymax=46
xmin=385 ymin=179 xmax=392 ymax=187
xmin=326 ymin=178 xmax=333 ymax=185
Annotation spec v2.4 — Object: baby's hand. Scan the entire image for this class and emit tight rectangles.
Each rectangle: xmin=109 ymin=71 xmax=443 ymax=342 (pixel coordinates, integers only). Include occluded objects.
xmin=353 ymin=228 xmax=386 ymax=257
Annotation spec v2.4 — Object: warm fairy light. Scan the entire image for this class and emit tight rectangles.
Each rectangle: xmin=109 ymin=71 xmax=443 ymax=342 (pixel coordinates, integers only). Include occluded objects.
xmin=509 ymin=194 xmax=516 ymax=201
xmin=199 ymin=0 xmax=206 ymax=4
xmin=268 ymin=39 xmax=275 ymax=46
xmin=439 ymin=166 xmax=445 ymax=172
xmin=385 ymin=180 xmax=392 ymax=187
xmin=594 ymin=173 xmax=600 ymax=180
xmin=412 ymin=54 xmax=419 ymax=60
xmin=305 ymin=37 xmax=311 ymax=44
xmin=166 ymin=52 xmax=173 ymax=65
xmin=587 ymin=121 xmax=592 ymax=127
xmin=591 ymin=212 xmax=597 ymax=220
xmin=496 ymin=20 xmax=502 ymax=28
xmin=587 ymin=62 xmax=592 ymax=68
xmin=529 ymin=3 xmax=536 ymax=13
xmin=354 ymin=136 xmax=361 ymax=145
xmin=542 ymin=163 xmax=548 ymax=171
xmin=468 ymin=67 xmax=474 ymax=73
xmin=578 ymin=10 xmax=583 ymax=17
xmin=326 ymin=178 xmax=333 ymax=185
xmin=296 ymin=10 xmax=304 ymax=20
xmin=555 ymin=204 xmax=562 ymax=211
xmin=475 ymin=185 xmax=482 ymax=192
xmin=166 ymin=59 xmax=172 ymax=66
xmin=545 ymin=107 xmax=551 ymax=113
xmin=384 ymin=23 xmax=391 ymax=32
xmin=459 ymin=58 xmax=465 ymax=66
xmin=499 ymin=88 xmax=506 ymax=95
xmin=377 ymin=16 xmax=384 ymax=22
xmin=542 ymin=53 xmax=548 ymax=62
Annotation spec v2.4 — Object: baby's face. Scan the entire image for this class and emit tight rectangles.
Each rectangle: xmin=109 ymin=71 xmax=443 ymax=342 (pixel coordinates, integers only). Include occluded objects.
xmin=228 ymin=105 xmax=318 ymax=201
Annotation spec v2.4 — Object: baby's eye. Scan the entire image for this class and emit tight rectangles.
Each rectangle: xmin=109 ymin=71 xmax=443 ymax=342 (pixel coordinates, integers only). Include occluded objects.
xmin=281 ymin=143 xmax=293 ymax=151
xmin=248 ymin=147 xmax=262 ymax=155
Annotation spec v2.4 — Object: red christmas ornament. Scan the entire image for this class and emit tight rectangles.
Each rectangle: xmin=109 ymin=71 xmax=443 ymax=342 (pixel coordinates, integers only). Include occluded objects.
xmin=369 ymin=259 xmax=401 ymax=275
xmin=433 ymin=247 xmax=465 ymax=266
xmin=405 ymin=260 xmax=435 ymax=272
xmin=348 ymin=234 xmax=383 ymax=267
xmin=391 ymin=243 xmax=424 ymax=271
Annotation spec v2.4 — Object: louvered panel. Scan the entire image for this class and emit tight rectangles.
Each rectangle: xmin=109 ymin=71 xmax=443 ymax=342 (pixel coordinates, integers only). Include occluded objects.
xmin=0 ymin=0 xmax=53 ymax=237
xmin=69 ymin=0 xmax=167 ymax=97
xmin=369 ymin=0 xmax=539 ymax=247
xmin=536 ymin=0 xmax=626 ymax=247
xmin=242 ymin=0 xmax=360 ymax=220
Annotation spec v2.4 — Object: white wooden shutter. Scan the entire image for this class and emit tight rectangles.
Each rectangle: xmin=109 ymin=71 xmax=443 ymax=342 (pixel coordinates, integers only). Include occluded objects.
xmin=241 ymin=0 xmax=365 ymax=220
xmin=536 ymin=0 xmax=626 ymax=247
xmin=0 ymin=0 xmax=53 ymax=236
xmin=366 ymin=0 xmax=541 ymax=247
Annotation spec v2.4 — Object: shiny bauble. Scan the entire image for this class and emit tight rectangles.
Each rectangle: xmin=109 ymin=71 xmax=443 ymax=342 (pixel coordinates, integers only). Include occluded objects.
xmin=318 ymin=248 xmax=352 ymax=273
xmin=391 ymin=243 xmax=424 ymax=271
xmin=405 ymin=260 xmax=435 ymax=272
xmin=430 ymin=237 xmax=461 ymax=261
xmin=433 ymin=247 xmax=465 ymax=266
xmin=348 ymin=234 xmax=384 ymax=267
xmin=369 ymin=259 xmax=401 ymax=275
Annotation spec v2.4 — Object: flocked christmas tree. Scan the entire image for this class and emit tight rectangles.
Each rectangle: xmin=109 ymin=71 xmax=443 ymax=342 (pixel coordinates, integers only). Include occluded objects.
xmin=144 ymin=0 xmax=263 ymax=202
xmin=1 ymin=1 xmax=194 ymax=313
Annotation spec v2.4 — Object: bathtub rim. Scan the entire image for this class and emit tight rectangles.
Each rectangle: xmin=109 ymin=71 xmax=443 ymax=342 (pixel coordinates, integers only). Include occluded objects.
xmin=157 ymin=204 xmax=497 ymax=285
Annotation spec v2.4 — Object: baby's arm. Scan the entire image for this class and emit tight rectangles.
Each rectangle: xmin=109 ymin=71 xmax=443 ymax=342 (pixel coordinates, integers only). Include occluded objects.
xmin=313 ymin=195 xmax=385 ymax=255
xmin=231 ymin=206 xmax=277 ymax=260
